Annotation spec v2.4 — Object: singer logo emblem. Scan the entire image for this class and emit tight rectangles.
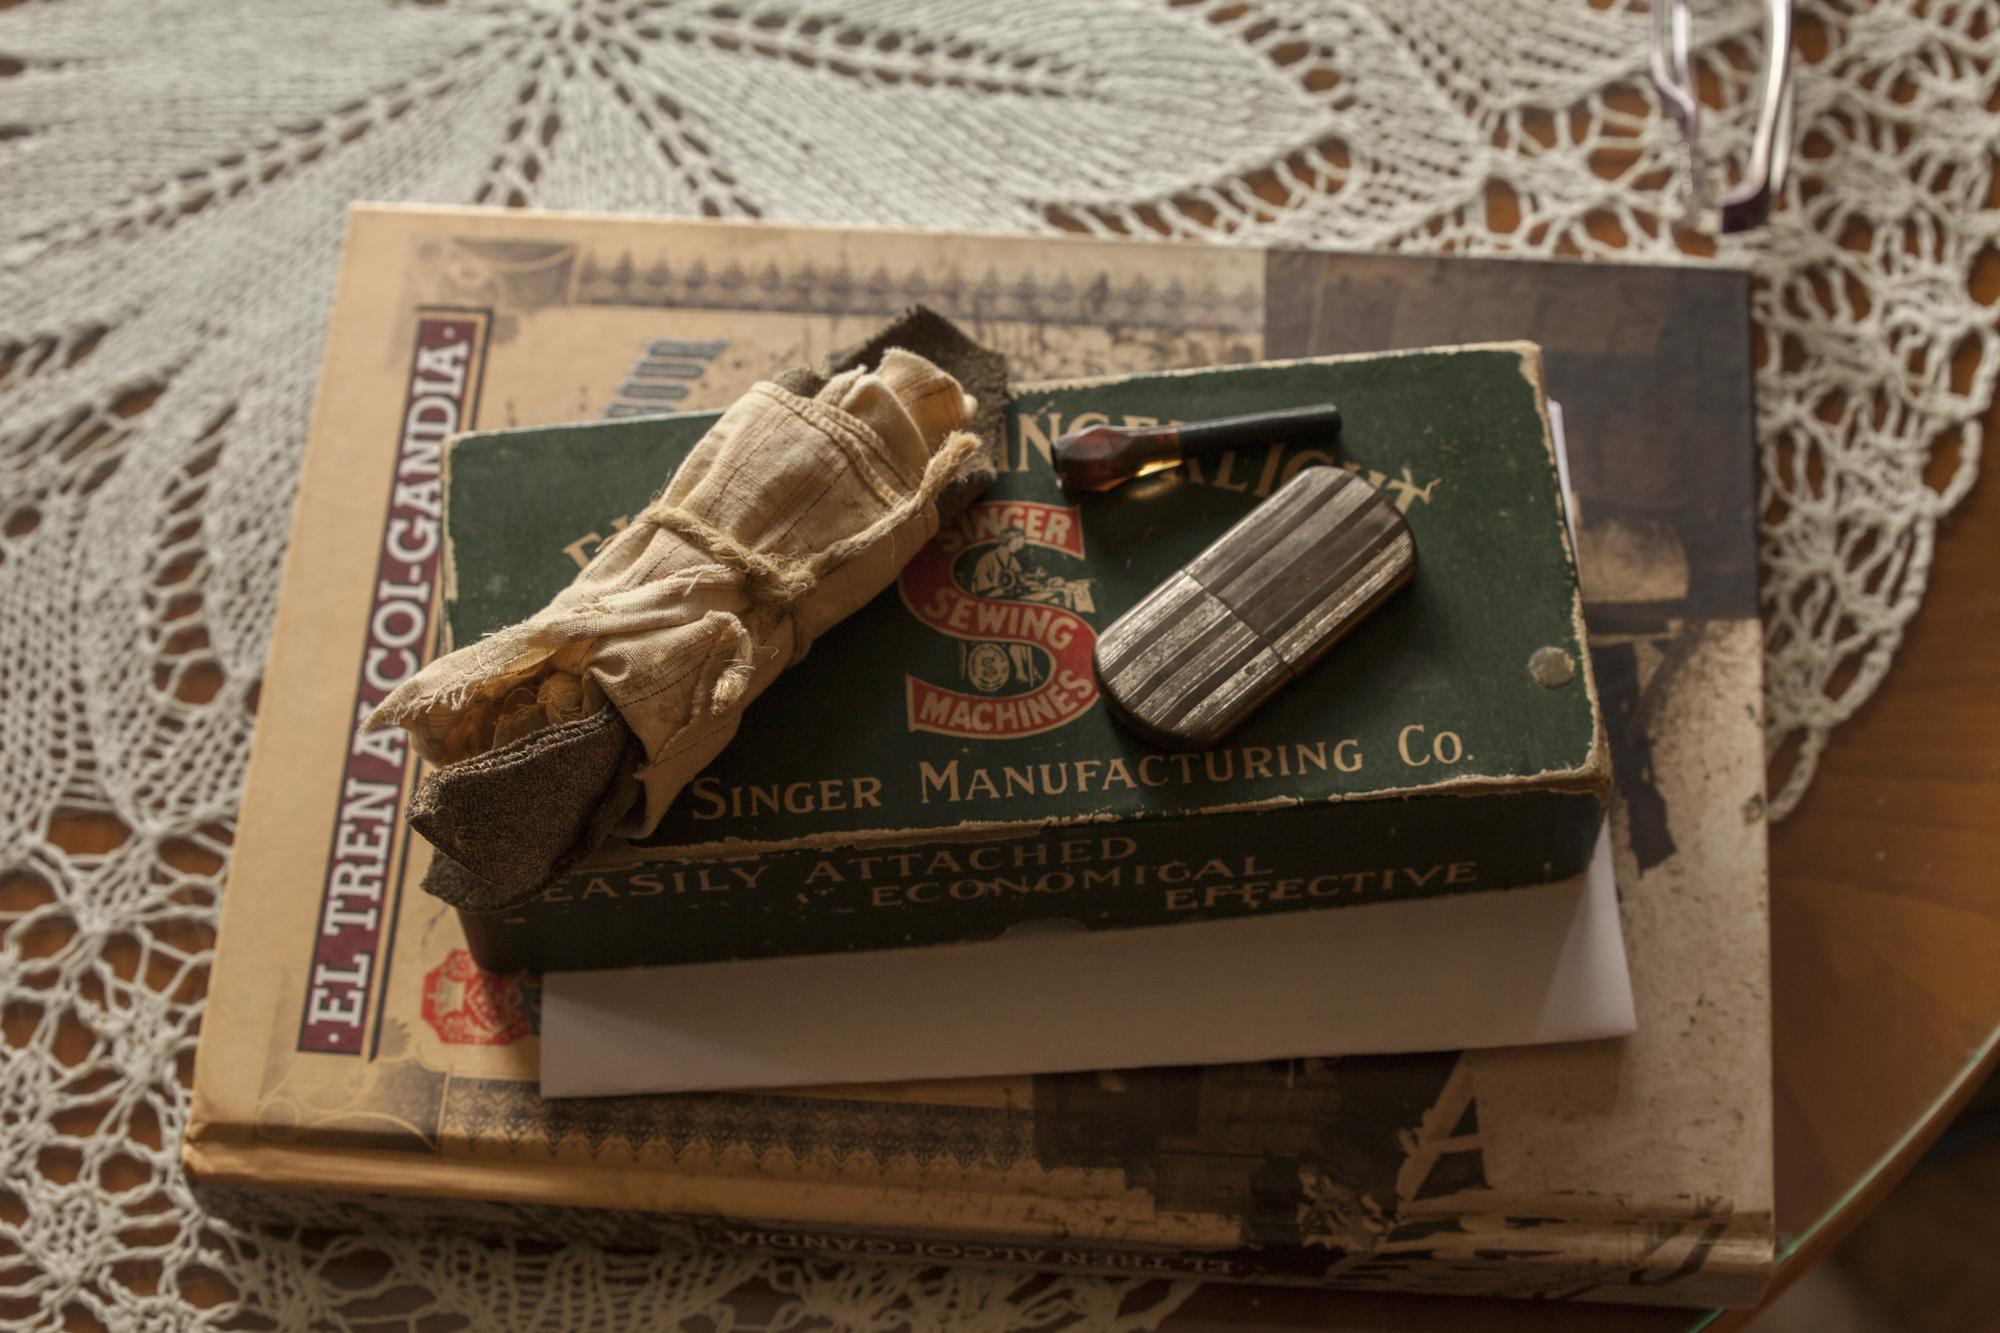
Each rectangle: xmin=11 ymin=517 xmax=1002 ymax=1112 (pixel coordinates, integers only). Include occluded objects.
xmin=899 ymin=502 xmax=1098 ymax=738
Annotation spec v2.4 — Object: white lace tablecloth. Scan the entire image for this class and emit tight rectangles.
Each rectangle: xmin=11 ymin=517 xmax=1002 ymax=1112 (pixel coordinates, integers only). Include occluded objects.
xmin=1 ymin=1 xmax=1992 ymax=1328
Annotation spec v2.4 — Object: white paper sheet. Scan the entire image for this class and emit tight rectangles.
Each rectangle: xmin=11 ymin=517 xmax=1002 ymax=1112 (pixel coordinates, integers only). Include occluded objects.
xmin=539 ymin=826 xmax=1631 ymax=1097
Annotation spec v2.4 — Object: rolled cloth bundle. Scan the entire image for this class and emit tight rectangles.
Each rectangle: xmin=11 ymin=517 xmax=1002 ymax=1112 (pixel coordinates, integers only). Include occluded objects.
xmin=369 ymin=308 xmax=1007 ymax=913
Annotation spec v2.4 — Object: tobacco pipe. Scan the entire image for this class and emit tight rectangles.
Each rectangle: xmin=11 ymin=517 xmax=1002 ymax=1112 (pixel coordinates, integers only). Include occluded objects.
xmin=1052 ymin=403 xmax=1343 ymax=493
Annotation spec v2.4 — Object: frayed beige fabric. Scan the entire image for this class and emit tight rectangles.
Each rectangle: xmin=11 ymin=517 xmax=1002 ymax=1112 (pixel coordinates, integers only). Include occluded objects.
xmin=369 ymin=344 xmax=990 ymax=908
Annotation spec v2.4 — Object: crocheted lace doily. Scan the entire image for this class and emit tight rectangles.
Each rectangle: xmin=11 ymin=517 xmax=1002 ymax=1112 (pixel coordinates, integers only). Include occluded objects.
xmin=1 ymin=1 xmax=1990 ymax=1328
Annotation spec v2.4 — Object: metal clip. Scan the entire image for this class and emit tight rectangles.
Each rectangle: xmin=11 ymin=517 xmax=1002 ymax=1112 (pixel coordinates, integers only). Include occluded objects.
xmin=1650 ymin=0 xmax=1796 ymax=233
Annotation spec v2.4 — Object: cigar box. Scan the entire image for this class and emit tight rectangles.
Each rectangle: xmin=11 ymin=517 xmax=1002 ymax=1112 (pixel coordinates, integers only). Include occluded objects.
xmin=442 ymin=343 xmax=1608 ymax=972
xmin=191 ymin=207 xmax=1771 ymax=1307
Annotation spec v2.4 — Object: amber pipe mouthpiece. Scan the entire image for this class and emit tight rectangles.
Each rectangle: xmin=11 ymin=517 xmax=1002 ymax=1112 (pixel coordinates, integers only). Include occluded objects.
xmin=1053 ymin=403 xmax=1343 ymax=493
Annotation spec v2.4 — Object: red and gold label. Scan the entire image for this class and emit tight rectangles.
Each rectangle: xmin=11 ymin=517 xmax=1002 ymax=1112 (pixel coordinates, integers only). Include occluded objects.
xmin=421 ymin=949 xmax=538 ymax=1047
xmin=898 ymin=501 xmax=1099 ymax=739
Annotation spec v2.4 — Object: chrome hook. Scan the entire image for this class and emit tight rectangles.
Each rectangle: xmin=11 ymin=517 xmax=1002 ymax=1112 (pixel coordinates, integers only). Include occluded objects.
xmin=1649 ymin=0 xmax=1796 ymax=232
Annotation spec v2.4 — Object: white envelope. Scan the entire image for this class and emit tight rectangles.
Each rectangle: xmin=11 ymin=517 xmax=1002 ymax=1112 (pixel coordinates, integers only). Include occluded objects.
xmin=539 ymin=826 xmax=1631 ymax=1097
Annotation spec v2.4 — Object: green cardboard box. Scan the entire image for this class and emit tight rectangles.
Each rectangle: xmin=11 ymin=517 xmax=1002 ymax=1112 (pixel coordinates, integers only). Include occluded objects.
xmin=442 ymin=343 xmax=1608 ymax=971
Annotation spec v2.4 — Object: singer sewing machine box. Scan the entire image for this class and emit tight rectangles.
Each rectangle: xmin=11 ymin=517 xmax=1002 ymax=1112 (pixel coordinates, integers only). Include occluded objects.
xmin=190 ymin=206 xmax=1773 ymax=1308
xmin=437 ymin=340 xmax=1608 ymax=973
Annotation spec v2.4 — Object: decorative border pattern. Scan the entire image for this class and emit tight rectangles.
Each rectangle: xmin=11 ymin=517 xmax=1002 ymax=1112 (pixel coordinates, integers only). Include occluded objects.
xmin=443 ymin=1078 xmax=1037 ymax=1175
xmin=572 ymin=251 xmax=1265 ymax=332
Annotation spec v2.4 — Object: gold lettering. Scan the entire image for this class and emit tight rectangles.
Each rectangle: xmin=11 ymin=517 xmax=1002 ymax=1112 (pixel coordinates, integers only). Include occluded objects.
xmin=918 ymin=760 xmax=960 ymax=803
xmin=1017 ymin=412 xmax=1057 ymax=472
xmin=1398 ymin=723 xmax=1431 ymax=767
xmin=1253 ymin=444 xmax=1285 ymax=497
xmin=689 ymin=776 xmax=725 ymax=820
xmin=1396 ymin=724 xmax=1464 ymax=767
